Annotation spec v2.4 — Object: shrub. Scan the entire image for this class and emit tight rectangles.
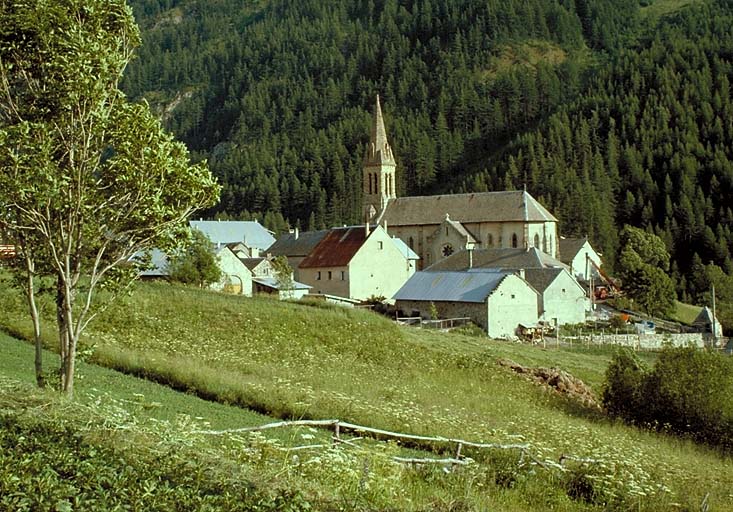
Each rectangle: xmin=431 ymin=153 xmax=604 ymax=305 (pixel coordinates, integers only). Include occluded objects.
xmin=602 ymin=346 xmax=733 ymax=450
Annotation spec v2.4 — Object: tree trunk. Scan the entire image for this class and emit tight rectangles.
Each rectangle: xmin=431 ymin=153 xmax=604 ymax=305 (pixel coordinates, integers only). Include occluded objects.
xmin=56 ymin=275 xmax=74 ymax=396
xmin=22 ymin=257 xmax=44 ymax=388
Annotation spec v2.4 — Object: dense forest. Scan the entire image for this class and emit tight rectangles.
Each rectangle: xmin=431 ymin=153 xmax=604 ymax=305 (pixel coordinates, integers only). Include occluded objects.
xmin=122 ymin=0 xmax=733 ymax=302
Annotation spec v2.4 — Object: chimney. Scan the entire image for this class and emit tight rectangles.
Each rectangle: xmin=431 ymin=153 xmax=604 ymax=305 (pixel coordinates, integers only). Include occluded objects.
xmin=383 ymin=220 xmax=388 ymax=234
xmin=294 ymin=227 xmax=299 ymax=240
xmin=251 ymin=247 xmax=260 ymax=258
xmin=468 ymin=246 xmax=473 ymax=269
xmin=518 ymin=268 xmax=525 ymax=279
xmin=365 ymin=222 xmax=370 ymax=237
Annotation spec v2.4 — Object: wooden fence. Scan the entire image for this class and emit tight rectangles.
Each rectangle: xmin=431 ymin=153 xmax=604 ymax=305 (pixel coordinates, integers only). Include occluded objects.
xmin=395 ymin=316 xmax=472 ymax=330
xmin=193 ymin=418 xmax=594 ymax=471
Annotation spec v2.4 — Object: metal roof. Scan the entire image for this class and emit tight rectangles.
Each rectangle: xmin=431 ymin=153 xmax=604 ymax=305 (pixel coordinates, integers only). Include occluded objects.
xmin=137 ymin=249 xmax=170 ymax=276
xmin=190 ymin=220 xmax=275 ymax=250
xmin=252 ymin=276 xmax=311 ymax=290
xmin=299 ymin=226 xmax=370 ymax=268
xmin=393 ymin=269 xmax=512 ymax=303
xmin=391 ymin=236 xmax=419 ymax=260
xmin=382 ymin=190 xmax=557 ymax=226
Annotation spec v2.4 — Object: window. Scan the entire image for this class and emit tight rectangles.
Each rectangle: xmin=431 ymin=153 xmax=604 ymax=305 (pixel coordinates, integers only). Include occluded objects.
xmin=378 ymin=241 xmax=383 ymax=250
xmin=408 ymin=236 xmax=414 ymax=249
xmin=534 ymin=234 xmax=540 ymax=248
xmin=328 ymin=271 xmax=332 ymax=280
xmin=511 ymin=233 xmax=518 ymax=248
xmin=442 ymin=244 xmax=454 ymax=257
xmin=487 ymin=234 xmax=493 ymax=247
xmin=341 ymin=271 xmax=346 ymax=280
xmin=511 ymin=294 xmax=516 ymax=299
xmin=316 ymin=271 xmax=321 ymax=280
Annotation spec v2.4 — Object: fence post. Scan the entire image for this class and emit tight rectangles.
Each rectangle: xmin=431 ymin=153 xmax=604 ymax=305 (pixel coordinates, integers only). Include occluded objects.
xmin=333 ymin=421 xmax=341 ymax=445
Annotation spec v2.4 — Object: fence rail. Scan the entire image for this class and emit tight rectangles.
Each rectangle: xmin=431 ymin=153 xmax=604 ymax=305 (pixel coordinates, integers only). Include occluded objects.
xmin=193 ymin=418 xmax=594 ymax=471
xmin=395 ymin=316 xmax=472 ymax=330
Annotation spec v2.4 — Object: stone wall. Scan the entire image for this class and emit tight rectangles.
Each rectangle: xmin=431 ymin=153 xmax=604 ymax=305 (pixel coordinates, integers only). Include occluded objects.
xmin=562 ymin=332 xmax=729 ymax=350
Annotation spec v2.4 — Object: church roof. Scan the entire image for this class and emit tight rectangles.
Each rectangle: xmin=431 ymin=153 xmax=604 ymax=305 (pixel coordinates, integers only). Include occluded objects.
xmin=299 ymin=226 xmax=370 ymax=268
xmin=381 ymin=190 xmax=557 ymax=226
xmin=425 ymin=247 xmax=567 ymax=272
xmin=267 ymin=229 xmax=329 ymax=257
xmin=393 ymin=269 xmax=514 ymax=303
xmin=558 ymin=237 xmax=589 ymax=264
xmin=364 ymin=95 xmax=396 ymax=166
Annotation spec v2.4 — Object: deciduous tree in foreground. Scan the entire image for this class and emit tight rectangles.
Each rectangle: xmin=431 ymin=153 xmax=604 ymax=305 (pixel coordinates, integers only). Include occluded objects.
xmin=0 ymin=0 xmax=220 ymax=395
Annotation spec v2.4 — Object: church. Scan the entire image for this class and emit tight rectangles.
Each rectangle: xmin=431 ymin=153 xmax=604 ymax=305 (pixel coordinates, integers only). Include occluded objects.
xmin=363 ymin=96 xmax=560 ymax=269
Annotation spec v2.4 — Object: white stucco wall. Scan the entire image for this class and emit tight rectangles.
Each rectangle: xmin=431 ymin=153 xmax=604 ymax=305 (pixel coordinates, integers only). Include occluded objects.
xmin=540 ymin=270 xmax=588 ymax=326
xmin=569 ymin=242 xmax=602 ymax=281
xmin=350 ymin=227 xmax=415 ymax=302
xmin=299 ymin=266 xmax=350 ymax=298
xmin=213 ymin=249 xmax=253 ymax=296
xmin=487 ymin=275 xmax=539 ymax=339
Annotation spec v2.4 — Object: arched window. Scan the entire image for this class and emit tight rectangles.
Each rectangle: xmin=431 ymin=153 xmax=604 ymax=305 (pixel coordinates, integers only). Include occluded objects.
xmin=368 ymin=173 xmax=373 ymax=194
xmin=534 ymin=234 xmax=540 ymax=248
xmin=408 ymin=236 xmax=414 ymax=249
xmin=511 ymin=233 xmax=518 ymax=248
xmin=487 ymin=234 xmax=493 ymax=247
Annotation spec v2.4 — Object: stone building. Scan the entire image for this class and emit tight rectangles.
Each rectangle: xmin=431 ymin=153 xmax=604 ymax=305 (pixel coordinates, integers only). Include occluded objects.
xmin=363 ymin=96 xmax=559 ymax=269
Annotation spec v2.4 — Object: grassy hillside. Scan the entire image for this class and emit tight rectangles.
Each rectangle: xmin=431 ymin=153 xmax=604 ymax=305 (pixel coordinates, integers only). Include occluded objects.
xmin=1 ymin=281 xmax=732 ymax=510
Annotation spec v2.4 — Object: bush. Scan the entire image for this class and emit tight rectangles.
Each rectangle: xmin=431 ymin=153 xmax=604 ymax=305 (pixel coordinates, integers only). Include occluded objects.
xmin=602 ymin=346 xmax=733 ymax=450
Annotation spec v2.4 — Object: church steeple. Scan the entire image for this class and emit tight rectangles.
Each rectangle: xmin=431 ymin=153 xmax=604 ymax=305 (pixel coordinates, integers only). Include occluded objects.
xmin=363 ymin=95 xmax=397 ymax=222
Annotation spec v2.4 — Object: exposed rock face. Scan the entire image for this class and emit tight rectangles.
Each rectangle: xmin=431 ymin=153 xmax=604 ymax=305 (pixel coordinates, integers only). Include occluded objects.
xmin=498 ymin=358 xmax=600 ymax=410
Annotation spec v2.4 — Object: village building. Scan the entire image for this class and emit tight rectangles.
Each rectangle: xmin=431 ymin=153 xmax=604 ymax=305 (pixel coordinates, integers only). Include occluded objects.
xmin=558 ymin=236 xmax=603 ymax=282
xmin=190 ymin=219 xmax=275 ymax=256
xmin=522 ymin=268 xmax=588 ymax=326
xmin=393 ymin=269 xmax=540 ymax=339
xmin=693 ymin=306 xmax=724 ymax=338
xmin=252 ymin=277 xmax=311 ymax=300
xmin=297 ymin=224 xmax=417 ymax=302
xmin=363 ymin=96 xmax=559 ymax=269
xmin=266 ymin=228 xmax=329 ymax=281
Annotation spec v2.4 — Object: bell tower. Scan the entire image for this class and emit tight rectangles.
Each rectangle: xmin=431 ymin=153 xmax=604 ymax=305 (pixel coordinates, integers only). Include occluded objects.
xmin=363 ymin=95 xmax=396 ymax=223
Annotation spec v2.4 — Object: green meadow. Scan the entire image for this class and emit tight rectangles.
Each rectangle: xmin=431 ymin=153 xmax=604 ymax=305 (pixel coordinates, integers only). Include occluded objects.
xmin=1 ymin=281 xmax=732 ymax=510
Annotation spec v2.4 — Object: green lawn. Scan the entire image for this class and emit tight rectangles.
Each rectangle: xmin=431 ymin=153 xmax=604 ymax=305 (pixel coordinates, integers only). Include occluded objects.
xmin=2 ymin=281 xmax=733 ymax=510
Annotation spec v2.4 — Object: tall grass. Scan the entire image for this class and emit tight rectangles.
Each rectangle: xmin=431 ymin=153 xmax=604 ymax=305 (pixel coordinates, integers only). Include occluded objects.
xmin=1 ymin=281 xmax=732 ymax=510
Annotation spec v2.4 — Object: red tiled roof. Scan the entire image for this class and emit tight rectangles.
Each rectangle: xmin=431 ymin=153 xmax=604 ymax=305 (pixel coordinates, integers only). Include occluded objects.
xmin=298 ymin=226 xmax=368 ymax=268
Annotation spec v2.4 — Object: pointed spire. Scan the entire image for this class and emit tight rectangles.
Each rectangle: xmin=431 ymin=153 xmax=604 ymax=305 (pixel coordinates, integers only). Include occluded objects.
xmin=364 ymin=95 xmax=396 ymax=166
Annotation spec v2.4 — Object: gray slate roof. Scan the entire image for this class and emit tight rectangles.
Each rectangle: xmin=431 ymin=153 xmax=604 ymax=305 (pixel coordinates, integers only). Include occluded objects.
xmin=190 ymin=220 xmax=275 ymax=250
xmin=382 ymin=190 xmax=557 ymax=226
xmin=425 ymin=247 xmax=568 ymax=272
xmin=523 ymin=268 xmax=565 ymax=294
xmin=267 ymin=229 xmax=330 ymax=257
xmin=393 ymin=269 xmax=511 ymax=303
xmin=558 ymin=237 xmax=589 ymax=264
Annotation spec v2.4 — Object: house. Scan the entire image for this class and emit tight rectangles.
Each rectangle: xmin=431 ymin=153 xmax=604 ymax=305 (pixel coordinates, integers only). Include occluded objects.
xmin=266 ymin=228 xmax=329 ymax=281
xmin=362 ymin=96 xmax=559 ymax=269
xmin=693 ymin=306 xmax=723 ymax=338
xmin=522 ymin=268 xmax=588 ymax=326
xmin=558 ymin=237 xmax=603 ymax=282
xmin=393 ymin=269 xmax=539 ymax=339
xmin=297 ymin=224 xmax=416 ymax=302
xmin=252 ymin=277 xmax=311 ymax=300
xmin=190 ymin=219 xmax=275 ymax=256
xmin=211 ymin=246 xmax=253 ymax=295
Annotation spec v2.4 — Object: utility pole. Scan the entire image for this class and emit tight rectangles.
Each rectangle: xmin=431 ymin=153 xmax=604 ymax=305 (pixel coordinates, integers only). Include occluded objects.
xmin=712 ymin=284 xmax=717 ymax=349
